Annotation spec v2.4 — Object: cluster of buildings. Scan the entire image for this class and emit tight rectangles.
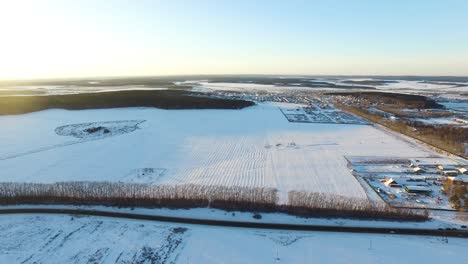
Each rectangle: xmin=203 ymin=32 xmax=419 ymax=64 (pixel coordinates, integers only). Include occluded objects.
xmin=381 ymin=161 xmax=468 ymax=197
xmin=205 ymin=90 xmax=318 ymax=106
xmin=351 ymin=156 xmax=467 ymax=209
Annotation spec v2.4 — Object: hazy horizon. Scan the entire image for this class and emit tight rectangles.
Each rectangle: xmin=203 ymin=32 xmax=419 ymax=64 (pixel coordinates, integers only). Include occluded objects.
xmin=1 ymin=0 xmax=468 ymax=80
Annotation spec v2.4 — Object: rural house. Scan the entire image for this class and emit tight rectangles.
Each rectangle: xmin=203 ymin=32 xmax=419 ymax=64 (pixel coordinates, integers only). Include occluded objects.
xmin=384 ymin=178 xmax=401 ymax=187
xmin=404 ymin=185 xmax=432 ymax=194
xmin=458 ymin=167 xmax=467 ymax=175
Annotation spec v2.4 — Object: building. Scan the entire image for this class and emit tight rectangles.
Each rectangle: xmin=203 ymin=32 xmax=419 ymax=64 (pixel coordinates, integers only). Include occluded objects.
xmin=453 ymin=118 xmax=468 ymax=125
xmin=442 ymin=170 xmax=459 ymax=177
xmin=448 ymin=175 xmax=468 ymax=186
xmin=383 ymin=178 xmax=401 ymax=187
xmin=437 ymin=165 xmax=457 ymax=171
xmin=404 ymin=185 xmax=432 ymax=194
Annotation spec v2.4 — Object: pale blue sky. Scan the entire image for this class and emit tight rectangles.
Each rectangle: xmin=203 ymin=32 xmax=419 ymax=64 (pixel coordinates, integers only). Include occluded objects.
xmin=0 ymin=0 xmax=467 ymax=79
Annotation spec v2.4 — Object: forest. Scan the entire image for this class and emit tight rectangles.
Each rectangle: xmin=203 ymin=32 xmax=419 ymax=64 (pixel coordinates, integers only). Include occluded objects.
xmin=0 ymin=90 xmax=255 ymax=115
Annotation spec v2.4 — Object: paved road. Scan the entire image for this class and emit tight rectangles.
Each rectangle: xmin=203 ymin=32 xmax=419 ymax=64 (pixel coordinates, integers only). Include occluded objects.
xmin=0 ymin=208 xmax=467 ymax=238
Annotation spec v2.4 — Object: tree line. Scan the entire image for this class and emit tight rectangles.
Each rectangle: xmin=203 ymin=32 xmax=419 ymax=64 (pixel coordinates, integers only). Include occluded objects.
xmin=0 ymin=182 xmax=428 ymax=221
xmin=0 ymin=182 xmax=278 ymax=212
xmin=287 ymin=191 xmax=428 ymax=221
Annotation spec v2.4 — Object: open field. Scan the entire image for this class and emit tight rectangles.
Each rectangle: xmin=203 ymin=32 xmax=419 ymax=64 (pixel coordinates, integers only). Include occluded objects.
xmin=0 ymin=214 xmax=189 ymax=264
xmin=0 ymin=76 xmax=188 ymax=88
xmin=0 ymin=80 xmax=465 ymax=220
xmin=0 ymin=214 xmax=467 ymax=264
xmin=0 ymin=103 xmax=436 ymax=205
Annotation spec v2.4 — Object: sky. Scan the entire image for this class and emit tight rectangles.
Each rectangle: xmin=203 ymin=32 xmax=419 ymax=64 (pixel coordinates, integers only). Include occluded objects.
xmin=0 ymin=0 xmax=467 ymax=80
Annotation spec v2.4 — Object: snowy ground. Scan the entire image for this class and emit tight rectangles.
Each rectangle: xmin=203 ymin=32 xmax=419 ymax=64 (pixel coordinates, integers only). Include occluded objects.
xmin=2 ymin=78 xmax=467 ymax=99
xmin=1 ymin=78 xmax=467 ymax=263
xmin=0 ymin=103 xmax=438 ymax=203
xmin=330 ymin=78 xmax=468 ymax=99
xmin=375 ymin=80 xmax=468 ymax=94
xmin=196 ymin=82 xmax=313 ymax=93
xmin=439 ymin=101 xmax=468 ymax=112
xmin=414 ymin=117 xmax=468 ymax=127
xmin=194 ymin=79 xmax=468 ymax=100
xmin=0 ymin=214 xmax=467 ymax=264
xmin=0 ymin=85 xmax=169 ymax=96
xmin=4 ymin=204 xmax=467 ymax=230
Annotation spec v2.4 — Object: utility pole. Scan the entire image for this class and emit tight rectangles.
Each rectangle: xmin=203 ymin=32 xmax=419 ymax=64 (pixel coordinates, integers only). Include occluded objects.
xmin=275 ymin=245 xmax=280 ymax=262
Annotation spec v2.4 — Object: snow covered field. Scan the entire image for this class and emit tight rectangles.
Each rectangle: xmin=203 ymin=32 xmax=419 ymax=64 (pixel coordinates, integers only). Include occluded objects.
xmin=325 ymin=78 xmax=468 ymax=98
xmin=375 ymin=80 xmax=468 ymax=94
xmin=2 ymin=77 xmax=467 ymax=99
xmin=0 ymin=85 xmax=169 ymax=96
xmin=0 ymin=214 xmax=467 ymax=264
xmin=439 ymin=101 xmax=468 ymax=112
xmin=1 ymin=79 xmax=466 ymax=263
xmin=194 ymin=78 xmax=468 ymax=100
xmin=196 ymin=81 xmax=313 ymax=93
xmin=414 ymin=117 xmax=468 ymax=126
xmin=0 ymin=103 xmax=437 ymax=202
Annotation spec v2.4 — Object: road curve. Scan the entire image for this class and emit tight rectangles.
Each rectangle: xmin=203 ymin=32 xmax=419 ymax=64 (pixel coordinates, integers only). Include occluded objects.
xmin=0 ymin=208 xmax=467 ymax=238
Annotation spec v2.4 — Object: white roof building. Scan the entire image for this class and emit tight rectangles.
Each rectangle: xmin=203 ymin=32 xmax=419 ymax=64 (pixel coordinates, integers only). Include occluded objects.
xmin=442 ymin=170 xmax=459 ymax=176
xmin=383 ymin=178 xmax=400 ymax=187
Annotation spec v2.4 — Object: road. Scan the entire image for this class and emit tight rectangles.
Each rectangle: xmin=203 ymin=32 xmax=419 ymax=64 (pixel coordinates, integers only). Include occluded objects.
xmin=0 ymin=207 xmax=467 ymax=238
